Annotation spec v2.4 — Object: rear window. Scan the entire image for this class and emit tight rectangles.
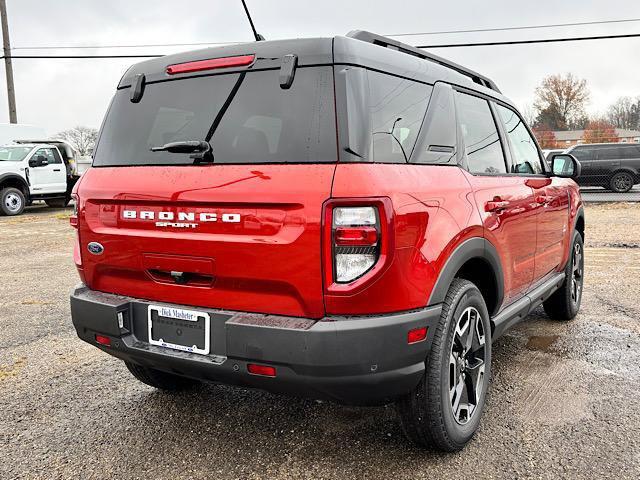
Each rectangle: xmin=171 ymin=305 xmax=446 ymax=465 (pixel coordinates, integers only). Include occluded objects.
xmin=93 ymin=67 xmax=337 ymax=166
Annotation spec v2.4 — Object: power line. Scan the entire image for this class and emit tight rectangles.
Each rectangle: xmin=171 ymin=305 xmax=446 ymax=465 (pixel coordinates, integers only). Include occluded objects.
xmin=11 ymin=41 xmax=238 ymax=51
xmin=1 ymin=54 xmax=163 ymax=59
xmin=2 ymin=31 xmax=640 ymax=60
xmin=417 ymin=32 xmax=640 ymax=48
xmin=387 ymin=17 xmax=640 ymax=37
xmin=10 ymin=17 xmax=640 ymax=52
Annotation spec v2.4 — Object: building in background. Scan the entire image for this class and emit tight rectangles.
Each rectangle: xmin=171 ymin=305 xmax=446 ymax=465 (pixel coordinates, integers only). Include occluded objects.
xmin=554 ymin=128 xmax=640 ymax=147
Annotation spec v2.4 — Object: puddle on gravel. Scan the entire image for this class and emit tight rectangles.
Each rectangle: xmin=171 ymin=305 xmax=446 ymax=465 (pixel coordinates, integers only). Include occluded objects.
xmin=526 ymin=335 xmax=559 ymax=351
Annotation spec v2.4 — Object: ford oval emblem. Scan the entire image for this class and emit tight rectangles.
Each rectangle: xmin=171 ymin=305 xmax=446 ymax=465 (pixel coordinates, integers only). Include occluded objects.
xmin=87 ymin=242 xmax=104 ymax=255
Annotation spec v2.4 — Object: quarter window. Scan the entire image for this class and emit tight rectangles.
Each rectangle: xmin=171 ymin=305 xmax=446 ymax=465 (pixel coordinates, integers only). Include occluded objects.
xmin=455 ymin=92 xmax=506 ymax=174
xmin=368 ymin=71 xmax=432 ymax=163
xmin=495 ymin=104 xmax=543 ymax=174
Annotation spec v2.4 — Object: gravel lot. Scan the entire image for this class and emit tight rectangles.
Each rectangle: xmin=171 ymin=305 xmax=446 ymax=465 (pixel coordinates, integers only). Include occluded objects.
xmin=1 ymin=203 xmax=639 ymax=479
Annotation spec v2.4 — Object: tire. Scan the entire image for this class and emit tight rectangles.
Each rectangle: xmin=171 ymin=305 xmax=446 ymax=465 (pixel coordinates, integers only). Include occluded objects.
xmin=543 ymin=230 xmax=584 ymax=320
xmin=0 ymin=187 xmax=26 ymax=216
xmin=45 ymin=197 xmax=70 ymax=208
xmin=396 ymin=279 xmax=492 ymax=451
xmin=609 ymin=171 xmax=634 ymax=193
xmin=125 ymin=361 xmax=200 ymax=391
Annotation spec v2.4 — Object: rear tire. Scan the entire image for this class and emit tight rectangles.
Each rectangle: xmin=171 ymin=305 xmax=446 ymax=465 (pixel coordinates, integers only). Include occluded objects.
xmin=0 ymin=187 xmax=26 ymax=216
xmin=45 ymin=197 xmax=70 ymax=208
xmin=543 ymin=230 xmax=584 ymax=320
xmin=609 ymin=171 xmax=634 ymax=193
xmin=396 ymin=279 xmax=491 ymax=451
xmin=125 ymin=361 xmax=200 ymax=391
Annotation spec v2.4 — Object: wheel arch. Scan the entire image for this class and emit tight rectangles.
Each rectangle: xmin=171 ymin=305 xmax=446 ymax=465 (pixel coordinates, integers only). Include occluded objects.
xmin=428 ymin=237 xmax=504 ymax=317
xmin=609 ymin=167 xmax=639 ymax=182
xmin=0 ymin=173 xmax=29 ymax=197
xmin=574 ymin=207 xmax=585 ymax=241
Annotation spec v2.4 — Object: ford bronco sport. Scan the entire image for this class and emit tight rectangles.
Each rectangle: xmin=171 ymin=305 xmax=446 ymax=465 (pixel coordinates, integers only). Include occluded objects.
xmin=70 ymin=31 xmax=585 ymax=451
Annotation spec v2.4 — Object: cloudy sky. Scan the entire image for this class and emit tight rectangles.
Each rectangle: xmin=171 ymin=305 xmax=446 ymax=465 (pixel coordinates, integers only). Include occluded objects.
xmin=1 ymin=0 xmax=639 ymax=135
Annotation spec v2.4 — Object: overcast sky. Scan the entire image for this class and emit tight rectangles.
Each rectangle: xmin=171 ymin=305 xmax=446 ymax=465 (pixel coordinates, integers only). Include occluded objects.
xmin=1 ymin=0 xmax=639 ymax=135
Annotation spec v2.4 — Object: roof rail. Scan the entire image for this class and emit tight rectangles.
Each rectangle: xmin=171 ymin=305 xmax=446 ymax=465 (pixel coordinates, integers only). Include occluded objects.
xmin=345 ymin=30 xmax=501 ymax=93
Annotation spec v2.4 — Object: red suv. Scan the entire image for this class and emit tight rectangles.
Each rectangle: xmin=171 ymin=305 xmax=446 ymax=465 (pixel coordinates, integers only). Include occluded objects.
xmin=70 ymin=31 xmax=585 ymax=451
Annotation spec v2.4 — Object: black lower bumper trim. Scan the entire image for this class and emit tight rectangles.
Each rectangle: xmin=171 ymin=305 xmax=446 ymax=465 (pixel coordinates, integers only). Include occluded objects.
xmin=70 ymin=285 xmax=442 ymax=405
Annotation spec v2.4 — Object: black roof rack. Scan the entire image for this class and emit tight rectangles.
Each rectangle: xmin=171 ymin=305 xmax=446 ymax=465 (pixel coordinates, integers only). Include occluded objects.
xmin=346 ymin=30 xmax=501 ymax=93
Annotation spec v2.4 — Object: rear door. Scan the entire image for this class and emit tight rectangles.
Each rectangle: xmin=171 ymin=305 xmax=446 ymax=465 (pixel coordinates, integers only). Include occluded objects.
xmin=454 ymin=90 xmax=538 ymax=303
xmin=28 ymin=147 xmax=67 ymax=194
xmin=571 ymin=146 xmax=599 ymax=185
xmin=494 ymin=103 xmax=569 ymax=281
xmin=79 ymin=65 xmax=337 ymax=319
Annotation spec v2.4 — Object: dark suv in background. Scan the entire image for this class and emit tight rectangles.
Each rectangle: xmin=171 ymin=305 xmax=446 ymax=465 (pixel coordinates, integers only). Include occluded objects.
xmin=567 ymin=143 xmax=640 ymax=192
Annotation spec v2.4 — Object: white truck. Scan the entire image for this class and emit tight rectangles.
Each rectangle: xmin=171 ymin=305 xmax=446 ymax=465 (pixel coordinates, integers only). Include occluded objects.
xmin=0 ymin=140 xmax=82 ymax=216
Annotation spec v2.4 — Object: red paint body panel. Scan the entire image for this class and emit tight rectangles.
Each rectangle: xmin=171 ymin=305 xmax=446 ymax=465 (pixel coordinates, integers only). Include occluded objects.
xmin=75 ymin=161 xmax=581 ymax=319
xmin=328 ymin=164 xmax=477 ymax=315
xmin=76 ymin=164 xmax=336 ymax=318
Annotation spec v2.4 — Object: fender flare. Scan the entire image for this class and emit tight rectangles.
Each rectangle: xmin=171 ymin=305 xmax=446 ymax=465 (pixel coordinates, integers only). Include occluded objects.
xmin=573 ymin=205 xmax=585 ymax=235
xmin=427 ymin=237 xmax=504 ymax=316
xmin=0 ymin=172 xmax=29 ymax=192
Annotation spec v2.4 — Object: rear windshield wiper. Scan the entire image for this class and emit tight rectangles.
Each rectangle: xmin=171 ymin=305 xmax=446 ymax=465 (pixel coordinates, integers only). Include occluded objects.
xmin=150 ymin=140 xmax=211 ymax=154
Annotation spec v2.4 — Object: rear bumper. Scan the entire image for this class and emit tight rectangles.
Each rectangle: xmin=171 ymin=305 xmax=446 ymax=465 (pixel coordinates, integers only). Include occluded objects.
xmin=70 ymin=285 xmax=441 ymax=405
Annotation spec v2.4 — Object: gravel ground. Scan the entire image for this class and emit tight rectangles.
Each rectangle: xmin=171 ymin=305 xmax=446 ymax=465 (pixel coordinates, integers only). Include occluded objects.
xmin=1 ymin=203 xmax=639 ymax=479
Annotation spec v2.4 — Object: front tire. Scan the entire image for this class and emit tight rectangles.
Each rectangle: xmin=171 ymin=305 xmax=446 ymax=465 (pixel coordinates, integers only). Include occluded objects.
xmin=125 ymin=361 xmax=200 ymax=391
xmin=0 ymin=187 xmax=26 ymax=216
xmin=396 ymin=279 xmax=492 ymax=451
xmin=609 ymin=171 xmax=634 ymax=193
xmin=543 ymin=230 xmax=584 ymax=320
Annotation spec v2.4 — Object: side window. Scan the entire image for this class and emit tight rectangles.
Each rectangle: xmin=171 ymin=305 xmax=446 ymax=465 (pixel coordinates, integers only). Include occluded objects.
xmin=368 ymin=71 xmax=432 ymax=163
xmin=599 ymin=145 xmax=639 ymax=160
xmin=35 ymin=148 xmax=56 ymax=164
xmin=455 ymin=91 xmax=506 ymax=174
xmin=572 ymin=148 xmax=594 ymax=161
xmin=51 ymin=148 xmax=63 ymax=164
xmin=495 ymin=104 xmax=543 ymax=174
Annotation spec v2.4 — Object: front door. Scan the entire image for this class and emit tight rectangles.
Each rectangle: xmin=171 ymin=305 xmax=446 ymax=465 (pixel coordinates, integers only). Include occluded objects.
xmin=27 ymin=147 xmax=67 ymax=195
xmin=493 ymin=103 xmax=570 ymax=281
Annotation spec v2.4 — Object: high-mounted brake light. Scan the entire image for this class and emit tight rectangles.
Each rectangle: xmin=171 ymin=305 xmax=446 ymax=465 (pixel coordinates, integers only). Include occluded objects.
xmin=166 ymin=54 xmax=255 ymax=75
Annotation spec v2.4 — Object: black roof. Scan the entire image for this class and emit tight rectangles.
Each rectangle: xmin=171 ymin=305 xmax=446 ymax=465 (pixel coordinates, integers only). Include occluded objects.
xmin=118 ymin=31 xmax=511 ymax=106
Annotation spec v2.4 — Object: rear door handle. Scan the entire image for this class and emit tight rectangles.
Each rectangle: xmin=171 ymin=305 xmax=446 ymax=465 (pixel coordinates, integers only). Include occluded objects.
xmin=53 ymin=168 xmax=61 ymax=172
xmin=485 ymin=200 xmax=510 ymax=212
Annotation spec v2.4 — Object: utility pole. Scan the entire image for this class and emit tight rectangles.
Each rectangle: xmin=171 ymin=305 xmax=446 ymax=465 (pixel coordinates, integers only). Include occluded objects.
xmin=0 ymin=0 xmax=16 ymax=123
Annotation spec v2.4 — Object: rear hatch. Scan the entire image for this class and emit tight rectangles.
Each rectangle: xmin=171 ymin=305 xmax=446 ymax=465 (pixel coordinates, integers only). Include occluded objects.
xmin=77 ymin=48 xmax=337 ymax=318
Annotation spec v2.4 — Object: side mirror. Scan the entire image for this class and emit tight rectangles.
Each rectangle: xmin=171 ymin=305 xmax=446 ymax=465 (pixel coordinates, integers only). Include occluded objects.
xmin=550 ymin=153 xmax=581 ymax=179
xmin=29 ymin=155 xmax=49 ymax=167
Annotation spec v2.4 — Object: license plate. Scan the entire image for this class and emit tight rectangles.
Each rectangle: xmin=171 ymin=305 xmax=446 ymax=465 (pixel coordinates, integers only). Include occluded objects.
xmin=147 ymin=305 xmax=210 ymax=355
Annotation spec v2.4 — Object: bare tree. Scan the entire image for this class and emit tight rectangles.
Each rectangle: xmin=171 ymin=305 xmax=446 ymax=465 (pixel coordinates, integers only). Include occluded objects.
xmin=533 ymin=73 xmax=590 ymax=130
xmin=55 ymin=126 xmax=98 ymax=156
xmin=521 ymin=103 xmax=537 ymax=127
xmin=606 ymin=96 xmax=640 ymax=130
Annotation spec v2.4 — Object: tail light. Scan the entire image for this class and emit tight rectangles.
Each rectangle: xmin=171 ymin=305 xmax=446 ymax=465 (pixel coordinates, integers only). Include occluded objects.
xmin=323 ymin=198 xmax=394 ymax=293
xmin=70 ymin=194 xmax=78 ymax=228
xmin=332 ymin=206 xmax=380 ymax=283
